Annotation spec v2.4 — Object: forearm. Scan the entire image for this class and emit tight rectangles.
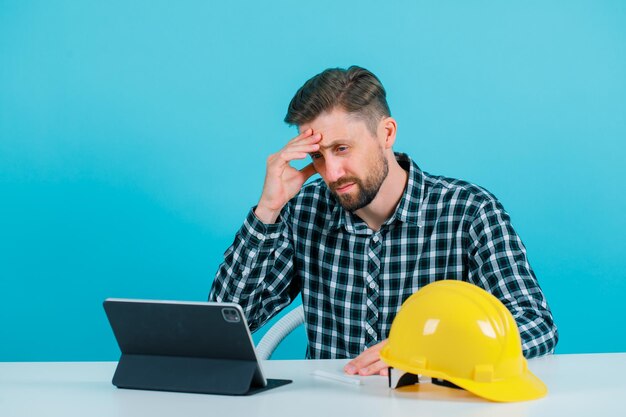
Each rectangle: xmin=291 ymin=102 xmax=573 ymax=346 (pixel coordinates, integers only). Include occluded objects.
xmin=515 ymin=303 xmax=559 ymax=358
xmin=209 ymin=208 xmax=296 ymax=331
xmin=486 ymin=272 xmax=558 ymax=358
xmin=468 ymin=200 xmax=559 ymax=358
xmin=471 ymin=264 xmax=558 ymax=358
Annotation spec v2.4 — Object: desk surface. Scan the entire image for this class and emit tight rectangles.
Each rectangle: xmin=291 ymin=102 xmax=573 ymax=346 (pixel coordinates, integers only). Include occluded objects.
xmin=1 ymin=353 xmax=624 ymax=417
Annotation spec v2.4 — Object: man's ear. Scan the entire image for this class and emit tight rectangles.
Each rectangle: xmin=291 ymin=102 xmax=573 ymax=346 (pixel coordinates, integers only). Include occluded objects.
xmin=379 ymin=117 xmax=397 ymax=149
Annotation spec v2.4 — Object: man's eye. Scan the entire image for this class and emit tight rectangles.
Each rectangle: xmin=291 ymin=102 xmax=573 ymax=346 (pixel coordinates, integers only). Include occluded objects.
xmin=337 ymin=146 xmax=348 ymax=153
xmin=311 ymin=153 xmax=322 ymax=160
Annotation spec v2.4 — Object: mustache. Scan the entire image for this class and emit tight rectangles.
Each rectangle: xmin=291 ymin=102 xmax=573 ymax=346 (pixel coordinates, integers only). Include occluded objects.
xmin=330 ymin=177 xmax=359 ymax=191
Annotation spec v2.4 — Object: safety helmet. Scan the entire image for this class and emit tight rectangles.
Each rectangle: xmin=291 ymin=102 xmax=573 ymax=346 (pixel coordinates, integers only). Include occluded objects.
xmin=380 ymin=280 xmax=547 ymax=402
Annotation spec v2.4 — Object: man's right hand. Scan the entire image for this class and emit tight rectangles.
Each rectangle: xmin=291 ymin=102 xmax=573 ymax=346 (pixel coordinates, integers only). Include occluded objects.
xmin=254 ymin=129 xmax=321 ymax=224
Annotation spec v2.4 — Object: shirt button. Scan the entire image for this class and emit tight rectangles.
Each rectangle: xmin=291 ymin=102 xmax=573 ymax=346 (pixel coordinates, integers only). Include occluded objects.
xmin=373 ymin=235 xmax=379 ymax=243
xmin=369 ymin=282 xmax=376 ymax=289
xmin=367 ymin=327 xmax=375 ymax=335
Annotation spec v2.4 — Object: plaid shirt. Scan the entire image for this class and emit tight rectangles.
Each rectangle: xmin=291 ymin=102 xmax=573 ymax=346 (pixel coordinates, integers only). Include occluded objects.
xmin=210 ymin=153 xmax=558 ymax=359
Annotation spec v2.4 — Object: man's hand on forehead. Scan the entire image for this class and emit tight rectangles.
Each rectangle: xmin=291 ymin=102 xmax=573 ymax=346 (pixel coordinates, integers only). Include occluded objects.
xmin=254 ymin=129 xmax=321 ymax=224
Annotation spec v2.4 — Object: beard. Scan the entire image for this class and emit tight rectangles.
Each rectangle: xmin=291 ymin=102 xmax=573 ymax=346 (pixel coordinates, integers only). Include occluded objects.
xmin=329 ymin=149 xmax=389 ymax=212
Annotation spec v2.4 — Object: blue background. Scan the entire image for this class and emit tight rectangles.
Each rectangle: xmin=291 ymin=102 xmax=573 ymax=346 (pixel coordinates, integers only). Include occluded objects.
xmin=1 ymin=0 xmax=625 ymax=361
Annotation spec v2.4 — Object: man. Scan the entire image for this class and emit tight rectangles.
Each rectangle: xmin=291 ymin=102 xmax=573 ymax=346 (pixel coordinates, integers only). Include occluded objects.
xmin=209 ymin=66 xmax=558 ymax=376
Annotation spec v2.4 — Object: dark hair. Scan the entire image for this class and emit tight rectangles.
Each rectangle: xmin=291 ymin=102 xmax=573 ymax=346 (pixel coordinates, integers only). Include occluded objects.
xmin=284 ymin=66 xmax=391 ymax=135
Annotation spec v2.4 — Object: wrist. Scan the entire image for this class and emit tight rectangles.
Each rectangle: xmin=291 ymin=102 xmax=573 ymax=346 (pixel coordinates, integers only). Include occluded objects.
xmin=254 ymin=204 xmax=282 ymax=224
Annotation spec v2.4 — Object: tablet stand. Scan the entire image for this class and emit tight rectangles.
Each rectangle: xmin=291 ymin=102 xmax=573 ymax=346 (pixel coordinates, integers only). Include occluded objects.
xmin=113 ymin=354 xmax=292 ymax=396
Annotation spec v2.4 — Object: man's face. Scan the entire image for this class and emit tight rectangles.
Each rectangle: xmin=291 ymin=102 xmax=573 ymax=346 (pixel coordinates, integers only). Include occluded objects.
xmin=300 ymin=108 xmax=389 ymax=212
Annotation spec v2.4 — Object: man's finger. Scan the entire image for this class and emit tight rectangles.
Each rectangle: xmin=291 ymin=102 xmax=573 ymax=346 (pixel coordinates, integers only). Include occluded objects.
xmin=358 ymin=360 xmax=389 ymax=376
xmin=287 ymin=128 xmax=315 ymax=145
xmin=283 ymin=142 xmax=320 ymax=155
xmin=344 ymin=350 xmax=378 ymax=374
xmin=276 ymin=151 xmax=310 ymax=163
xmin=344 ymin=340 xmax=387 ymax=375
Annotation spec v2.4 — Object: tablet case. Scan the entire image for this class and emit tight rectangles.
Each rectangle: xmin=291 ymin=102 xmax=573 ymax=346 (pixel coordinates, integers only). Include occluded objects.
xmin=103 ymin=299 xmax=292 ymax=395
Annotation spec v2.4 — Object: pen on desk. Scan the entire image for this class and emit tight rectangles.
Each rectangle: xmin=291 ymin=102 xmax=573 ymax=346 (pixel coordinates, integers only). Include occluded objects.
xmin=312 ymin=370 xmax=363 ymax=386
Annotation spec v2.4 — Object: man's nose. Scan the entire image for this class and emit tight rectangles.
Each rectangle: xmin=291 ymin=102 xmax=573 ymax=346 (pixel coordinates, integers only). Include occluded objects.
xmin=324 ymin=156 xmax=346 ymax=183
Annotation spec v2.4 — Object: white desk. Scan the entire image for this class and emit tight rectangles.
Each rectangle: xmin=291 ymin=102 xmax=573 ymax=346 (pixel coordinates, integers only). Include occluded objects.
xmin=1 ymin=353 xmax=624 ymax=417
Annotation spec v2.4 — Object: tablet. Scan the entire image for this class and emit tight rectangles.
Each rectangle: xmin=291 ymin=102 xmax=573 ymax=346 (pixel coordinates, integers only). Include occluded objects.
xmin=103 ymin=298 xmax=292 ymax=395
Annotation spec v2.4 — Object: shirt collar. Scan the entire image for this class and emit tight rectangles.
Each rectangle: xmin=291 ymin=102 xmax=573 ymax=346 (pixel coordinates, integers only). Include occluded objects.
xmin=390 ymin=152 xmax=425 ymax=226
xmin=327 ymin=152 xmax=425 ymax=232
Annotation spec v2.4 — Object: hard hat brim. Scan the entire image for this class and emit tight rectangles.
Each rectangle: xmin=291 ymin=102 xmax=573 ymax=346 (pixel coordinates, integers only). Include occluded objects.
xmin=383 ymin=354 xmax=548 ymax=402
xmin=444 ymin=369 xmax=548 ymax=402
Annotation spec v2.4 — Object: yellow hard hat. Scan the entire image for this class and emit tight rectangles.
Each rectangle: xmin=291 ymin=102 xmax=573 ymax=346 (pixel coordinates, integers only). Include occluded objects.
xmin=380 ymin=280 xmax=547 ymax=402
